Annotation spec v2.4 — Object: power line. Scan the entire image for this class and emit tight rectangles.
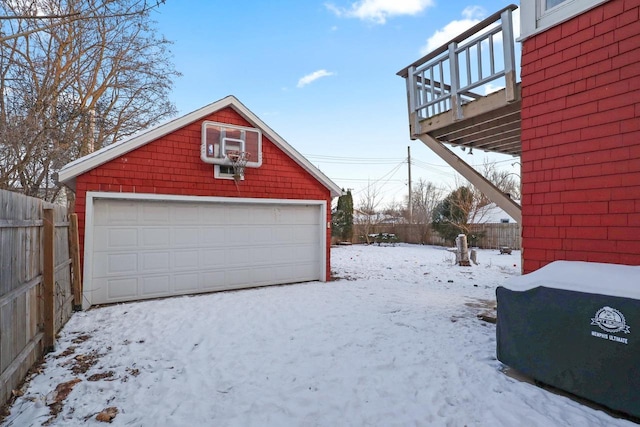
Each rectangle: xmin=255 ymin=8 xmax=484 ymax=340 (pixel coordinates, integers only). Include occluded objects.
xmin=305 ymin=153 xmax=405 ymax=165
xmin=349 ymin=161 xmax=406 ymax=197
xmin=305 ymin=154 xmax=404 ymax=161
xmin=411 ymin=158 xmax=452 ymax=169
xmin=331 ymin=178 xmax=405 ymax=183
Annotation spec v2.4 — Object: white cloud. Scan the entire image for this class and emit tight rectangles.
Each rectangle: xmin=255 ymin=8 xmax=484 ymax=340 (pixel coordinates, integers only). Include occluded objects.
xmin=420 ymin=6 xmax=486 ymax=55
xmin=326 ymin=0 xmax=433 ymax=24
xmin=483 ymin=82 xmax=504 ymax=95
xmin=297 ymin=70 xmax=336 ymax=88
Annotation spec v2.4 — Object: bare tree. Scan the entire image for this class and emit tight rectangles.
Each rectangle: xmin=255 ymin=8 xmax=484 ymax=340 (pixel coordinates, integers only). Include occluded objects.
xmin=481 ymin=159 xmax=521 ymax=200
xmin=355 ymin=182 xmax=382 ymax=244
xmin=407 ymin=179 xmax=441 ymax=243
xmin=0 ymin=0 xmax=178 ymax=201
xmin=382 ymin=199 xmax=406 ymax=223
xmin=0 ymin=0 xmax=165 ymax=42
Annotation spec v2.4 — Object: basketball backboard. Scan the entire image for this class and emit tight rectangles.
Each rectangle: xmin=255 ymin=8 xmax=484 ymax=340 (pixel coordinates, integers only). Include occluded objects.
xmin=200 ymin=121 xmax=262 ymax=167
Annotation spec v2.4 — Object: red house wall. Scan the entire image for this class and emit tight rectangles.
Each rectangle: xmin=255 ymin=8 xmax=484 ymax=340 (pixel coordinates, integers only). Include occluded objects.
xmin=520 ymin=0 xmax=640 ymax=273
xmin=74 ymin=106 xmax=333 ymax=279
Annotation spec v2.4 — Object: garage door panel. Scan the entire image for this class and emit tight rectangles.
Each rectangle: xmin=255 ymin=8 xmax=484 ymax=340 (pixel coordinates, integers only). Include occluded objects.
xmin=174 ymin=273 xmax=199 ymax=292
xmin=90 ymin=199 xmax=323 ymax=305
xmin=142 ymin=251 xmax=170 ymax=272
xmin=227 ymin=268 xmax=251 ymax=286
xmin=291 ymin=225 xmax=317 ymax=244
xmin=198 ymin=270 xmax=225 ymax=290
xmin=277 ymin=207 xmax=298 ymax=224
xmin=173 ymin=228 xmax=200 ymax=247
xmin=250 ymin=246 xmax=274 ymax=264
xmin=248 ymin=265 xmax=274 ymax=284
xmin=249 ymin=206 xmax=273 ymax=224
xmin=251 ymin=227 xmax=273 ymax=244
xmin=224 ymin=227 xmax=253 ymax=246
xmin=142 ymin=204 xmax=170 ymax=223
xmin=174 ymin=250 xmax=199 ymax=270
xmin=268 ymin=246 xmax=291 ymax=263
xmin=93 ymin=227 xmax=133 ymax=250
xmin=173 ymin=205 xmax=200 ymax=223
xmin=272 ymin=228 xmax=294 ymax=244
xmin=107 ymin=277 xmax=138 ymax=300
xmin=95 ymin=253 xmax=138 ymax=276
xmin=200 ymin=227 xmax=225 ymax=246
xmin=198 ymin=206 xmax=226 ymax=224
xmin=141 ymin=228 xmax=170 ymax=247
xmin=199 ymin=248 xmax=226 ymax=268
xmin=293 ymin=262 xmax=319 ymax=279
xmin=96 ymin=202 xmax=138 ymax=225
xmin=283 ymin=207 xmax=316 ymax=224
xmin=292 ymin=244 xmax=317 ymax=261
xmin=224 ymin=247 xmax=248 ymax=267
xmin=142 ymin=275 xmax=170 ymax=296
xmin=226 ymin=206 xmax=250 ymax=224
xmin=101 ymin=228 xmax=138 ymax=248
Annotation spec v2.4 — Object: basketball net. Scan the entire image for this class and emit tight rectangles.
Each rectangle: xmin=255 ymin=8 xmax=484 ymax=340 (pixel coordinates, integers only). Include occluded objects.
xmin=227 ymin=151 xmax=250 ymax=185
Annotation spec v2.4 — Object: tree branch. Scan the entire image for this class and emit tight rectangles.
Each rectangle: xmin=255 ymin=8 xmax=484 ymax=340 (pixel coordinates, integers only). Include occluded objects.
xmin=0 ymin=0 xmax=165 ymax=42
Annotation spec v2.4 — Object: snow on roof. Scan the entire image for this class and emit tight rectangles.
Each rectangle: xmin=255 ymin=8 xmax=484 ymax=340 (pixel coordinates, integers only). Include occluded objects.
xmin=471 ymin=201 xmax=520 ymax=224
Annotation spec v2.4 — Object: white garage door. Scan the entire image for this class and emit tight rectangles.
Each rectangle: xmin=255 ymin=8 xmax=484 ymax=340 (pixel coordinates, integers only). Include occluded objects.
xmin=87 ymin=196 xmax=324 ymax=306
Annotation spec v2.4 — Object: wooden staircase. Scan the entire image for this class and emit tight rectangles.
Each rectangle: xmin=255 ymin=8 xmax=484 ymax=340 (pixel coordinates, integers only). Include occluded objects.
xmin=397 ymin=4 xmax=521 ymax=222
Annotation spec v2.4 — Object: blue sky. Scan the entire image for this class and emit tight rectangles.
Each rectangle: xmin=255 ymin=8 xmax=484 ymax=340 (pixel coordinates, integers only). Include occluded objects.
xmin=153 ymin=0 xmax=521 ymax=207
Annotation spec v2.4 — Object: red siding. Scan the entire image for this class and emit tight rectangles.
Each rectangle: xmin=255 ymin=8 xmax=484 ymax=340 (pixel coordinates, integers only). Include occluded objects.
xmin=75 ymin=106 xmax=333 ymax=280
xmin=520 ymin=0 xmax=640 ymax=273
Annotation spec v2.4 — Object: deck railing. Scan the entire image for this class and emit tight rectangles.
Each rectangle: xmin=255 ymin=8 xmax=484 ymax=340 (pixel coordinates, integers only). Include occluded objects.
xmin=398 ymin=5 xmax=518 ymax=135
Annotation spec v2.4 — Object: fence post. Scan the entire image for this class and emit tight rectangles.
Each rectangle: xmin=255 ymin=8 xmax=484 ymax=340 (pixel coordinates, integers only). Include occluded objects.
xmin=69 ymin=213 xmax=83 ymax=310
xmin=43 ymin=207 xmax=55 ymax=352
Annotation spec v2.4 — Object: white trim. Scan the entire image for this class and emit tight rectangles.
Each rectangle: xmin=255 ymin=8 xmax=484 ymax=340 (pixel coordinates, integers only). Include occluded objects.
xmin=82 ymin=191 xmax=328 ymax=309
xmin=58 ymin=96 xmax=342 ymax=197
xmin=519 ymin=0 xmax=608 ymax=41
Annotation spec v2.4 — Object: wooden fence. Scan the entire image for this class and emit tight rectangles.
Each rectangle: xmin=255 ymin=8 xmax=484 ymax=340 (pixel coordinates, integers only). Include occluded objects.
xmin=348 ymin=222 xmax=521 ymax=249
xmin=0 ymin=190 xmax=80 ymax=405
xmin=469 ymin=223 xmax=521 ymax=250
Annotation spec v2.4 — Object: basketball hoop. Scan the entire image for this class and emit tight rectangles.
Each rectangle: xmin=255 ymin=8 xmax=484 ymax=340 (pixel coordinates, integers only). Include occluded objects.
xmin=227 ymin=151 xmax=250 ymax=183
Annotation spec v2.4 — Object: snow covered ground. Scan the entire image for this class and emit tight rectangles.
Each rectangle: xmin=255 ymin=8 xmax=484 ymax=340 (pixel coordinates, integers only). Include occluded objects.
xmin=3 ymin=244 xmax=636 ymax=426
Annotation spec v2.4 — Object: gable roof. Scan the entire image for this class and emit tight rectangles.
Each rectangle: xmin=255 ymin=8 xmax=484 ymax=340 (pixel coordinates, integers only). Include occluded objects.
xmin=58 ymin=95 xmax=342 ymax=197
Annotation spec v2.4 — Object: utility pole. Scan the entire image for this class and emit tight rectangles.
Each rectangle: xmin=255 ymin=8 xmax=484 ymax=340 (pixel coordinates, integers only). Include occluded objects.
xmin=407 ymin=146 xmax=412 ymax=224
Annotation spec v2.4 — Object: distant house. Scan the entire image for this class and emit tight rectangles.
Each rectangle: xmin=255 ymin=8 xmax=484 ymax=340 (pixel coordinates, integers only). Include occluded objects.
xmin=470 ymin=203 xmax=519 ymax=224
xmin=353 ymin=209 xmax=403 ymax=225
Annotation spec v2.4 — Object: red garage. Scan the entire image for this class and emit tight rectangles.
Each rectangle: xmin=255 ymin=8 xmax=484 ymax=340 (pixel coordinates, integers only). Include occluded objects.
xmin=58 ymin=96 xmax=342 ymax=308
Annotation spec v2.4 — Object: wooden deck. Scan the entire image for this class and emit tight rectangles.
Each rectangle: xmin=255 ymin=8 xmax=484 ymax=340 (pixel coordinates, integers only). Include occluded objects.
xmin=416 ymin=83 xmax=521 ymax=157
xmin=398 ymin=4 xmax=522 ymax=222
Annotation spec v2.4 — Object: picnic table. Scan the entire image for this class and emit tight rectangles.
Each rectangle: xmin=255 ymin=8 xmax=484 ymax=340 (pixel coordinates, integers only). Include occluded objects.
xmin=368 ymin=233 xmax=398 ymax=246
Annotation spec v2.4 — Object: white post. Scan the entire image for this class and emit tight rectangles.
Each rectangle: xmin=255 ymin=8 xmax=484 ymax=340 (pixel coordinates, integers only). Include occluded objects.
xmin=448 ymin=42 xmax=462 ymax=121
xmin=456 ymin=234 xmax=471 ymax=266
xmin=501 ymin=8 xmax=516 ymax=103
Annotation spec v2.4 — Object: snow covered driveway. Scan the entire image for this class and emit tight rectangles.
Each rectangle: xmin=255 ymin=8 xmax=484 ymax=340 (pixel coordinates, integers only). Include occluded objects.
xmin=3 ymin=245 xmax=635 ymax=426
